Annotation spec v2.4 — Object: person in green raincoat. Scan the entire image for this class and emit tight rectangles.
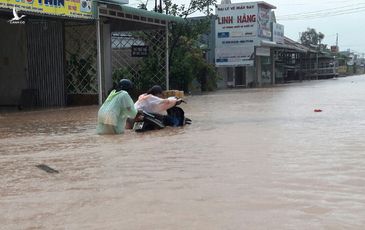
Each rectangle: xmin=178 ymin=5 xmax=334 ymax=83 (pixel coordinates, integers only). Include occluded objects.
xmin=96 ymin=79 xmax=137 ymax=135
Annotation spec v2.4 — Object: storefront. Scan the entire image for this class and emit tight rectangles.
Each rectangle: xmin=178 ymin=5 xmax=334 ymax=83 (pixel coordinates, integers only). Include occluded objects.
xmin=214 ymin=1 xmax=276 ymax=88
xmin=0 ymin=0 xmax=93 ymax=108
xmin=260 ymin=38 xmax=308 ymax=84
xmin=94 ymin=2 xmax=184 ymax=104
xmin=0 ymin=0 xmax=183 ymax=108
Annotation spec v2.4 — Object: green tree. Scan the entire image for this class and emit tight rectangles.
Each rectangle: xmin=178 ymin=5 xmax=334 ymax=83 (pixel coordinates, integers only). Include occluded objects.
xmin=163 ymin=0 xmax=215 ymax=17
xmin=137 ymin=0 xmax=218 ymax=92
xmin=168 ymin=17 xmax=218 ymax=91
xmin=300 ymin=28 xmax=325 ymax=47
xmin=137 ymin=3 xmax=148 ymax=10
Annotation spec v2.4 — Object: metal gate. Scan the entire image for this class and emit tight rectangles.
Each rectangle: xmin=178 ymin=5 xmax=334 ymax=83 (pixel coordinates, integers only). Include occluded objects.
xmin=64 ymin=21 xmax=97 ymax=95
xmin=26 ymin=20 xmax=65 ymax=107
xmin=111 ymin=29 xmax=167 ymax=92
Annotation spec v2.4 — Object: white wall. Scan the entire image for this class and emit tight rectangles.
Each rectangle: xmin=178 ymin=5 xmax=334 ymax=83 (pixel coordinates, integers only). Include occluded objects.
xmin=246 ymin=66 xmax=255 ymax=86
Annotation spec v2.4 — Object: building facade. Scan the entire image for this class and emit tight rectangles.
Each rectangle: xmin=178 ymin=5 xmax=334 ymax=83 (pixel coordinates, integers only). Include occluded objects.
xmin=207 ymin=1 xmax=337 ymax=89
xmin=214 ymin=1 xmax=276 ymax=88
xmin=0 ymin=0 xmax=94 ymax=108
xmin=0 ymin=0 xmax=183 ymax=108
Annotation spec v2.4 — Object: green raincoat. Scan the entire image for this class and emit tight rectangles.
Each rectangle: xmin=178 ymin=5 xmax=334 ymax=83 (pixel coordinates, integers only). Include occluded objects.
xmin=96 ymin=90 xmax=137 ymax=134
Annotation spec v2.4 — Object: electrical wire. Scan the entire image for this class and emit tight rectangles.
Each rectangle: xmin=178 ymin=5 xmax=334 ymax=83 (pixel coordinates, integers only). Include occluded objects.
xmin=277 ymin=2 xmax=365 ymax=20
xmin=279 ymin=3 xmax=365 ymax=16
xmin=278 ymin=8 xmax=365 ymax=20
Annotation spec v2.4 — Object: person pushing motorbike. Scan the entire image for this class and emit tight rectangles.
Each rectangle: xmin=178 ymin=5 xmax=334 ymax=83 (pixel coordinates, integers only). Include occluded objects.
xmin=134 ymin=85 xmax=184 ymax=126
xmin=96 ymin=79 xmax=137 ymax=135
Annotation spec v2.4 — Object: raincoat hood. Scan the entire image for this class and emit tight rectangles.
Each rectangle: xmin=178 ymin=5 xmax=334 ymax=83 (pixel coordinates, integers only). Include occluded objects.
xmin=106 ymin=90 xmax=123 ymax=102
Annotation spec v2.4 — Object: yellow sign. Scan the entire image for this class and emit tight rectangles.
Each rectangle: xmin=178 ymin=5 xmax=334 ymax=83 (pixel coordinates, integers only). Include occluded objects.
xmin=0 ymin=0 xmax=93 ymax=19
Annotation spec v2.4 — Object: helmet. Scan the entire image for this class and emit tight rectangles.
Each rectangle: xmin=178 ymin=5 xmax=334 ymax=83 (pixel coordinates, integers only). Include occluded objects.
xmin=147 ymin=85 xmax=163 ymax=96
xmin=117 ymin=79 xmax=133 ymax=92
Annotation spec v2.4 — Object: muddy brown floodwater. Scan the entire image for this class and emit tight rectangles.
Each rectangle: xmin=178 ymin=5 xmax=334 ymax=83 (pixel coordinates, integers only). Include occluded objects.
xmin=1 ymin=75 xmax=365 ymax=230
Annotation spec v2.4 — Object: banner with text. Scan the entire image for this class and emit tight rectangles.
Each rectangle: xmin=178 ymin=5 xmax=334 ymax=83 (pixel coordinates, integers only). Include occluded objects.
xmin=0 ymin=0 xmax=93 ymax=19
xmin=215 ymin=2 xmax=259 ymax=66
xmin=258 ymin=6 xmax=271 ymax=39
xmin=272 ymin=23 xmax=284 ymax=44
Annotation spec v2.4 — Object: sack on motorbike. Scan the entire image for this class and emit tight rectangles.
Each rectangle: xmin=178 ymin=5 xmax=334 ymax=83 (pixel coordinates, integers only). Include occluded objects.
xmin=163 ymin=90 xmax=184 ymax=98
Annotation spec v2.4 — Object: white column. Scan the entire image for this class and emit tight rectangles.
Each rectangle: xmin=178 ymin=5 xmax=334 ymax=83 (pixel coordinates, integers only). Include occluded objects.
xmin=103 ymin=24 xmax=112 ymax=92
xmin=96 ymin=13 xmax=103 ymax=105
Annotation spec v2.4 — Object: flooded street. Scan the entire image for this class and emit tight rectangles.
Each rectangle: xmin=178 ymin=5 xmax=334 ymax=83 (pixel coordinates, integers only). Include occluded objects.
xmin=1 ymin=75 xmax=365 ymax=229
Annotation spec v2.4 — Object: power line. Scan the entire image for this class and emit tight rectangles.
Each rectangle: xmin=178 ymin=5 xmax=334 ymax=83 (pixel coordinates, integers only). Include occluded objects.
xmin=277 ymin=0 xmax=364 ymax=7
xmin=277 ymin=6 xmax=365 ymax=20
xmin=278 ymin=7 xmax=365 ymax=19
xmin=279 ymin=3 xmax=365 ymax=17
xmin=276 ymin=2 xmax=365 ymax=20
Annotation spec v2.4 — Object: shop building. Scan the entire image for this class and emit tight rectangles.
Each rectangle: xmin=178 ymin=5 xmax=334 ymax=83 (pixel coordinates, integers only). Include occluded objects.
xmin=214 ymin=1 xmax=277 ymax=88
xmin=0 ymin=0 xmax=94 ymax=108
xmin=209 ymin=1 xmax=337 ymax=89
xmin=94 ymin=1 xmax=183 ymax=104
xmin=0 ymin=0 xmax=183 ymax=109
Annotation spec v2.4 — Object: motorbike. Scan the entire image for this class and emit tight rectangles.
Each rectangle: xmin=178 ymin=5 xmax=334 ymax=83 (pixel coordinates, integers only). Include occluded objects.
xmin=133 ymin=100 xmax=191 ymax=132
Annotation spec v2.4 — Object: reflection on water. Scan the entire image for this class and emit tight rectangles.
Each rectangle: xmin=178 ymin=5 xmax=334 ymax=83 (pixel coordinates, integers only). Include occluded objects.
xmin=1 ymin=76 xmax=365 ymax=229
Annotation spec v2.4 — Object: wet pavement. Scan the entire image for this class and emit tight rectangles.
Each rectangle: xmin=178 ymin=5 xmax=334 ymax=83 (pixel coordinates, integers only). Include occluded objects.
xmin=1 ymin=75 xmax=365 ymax=229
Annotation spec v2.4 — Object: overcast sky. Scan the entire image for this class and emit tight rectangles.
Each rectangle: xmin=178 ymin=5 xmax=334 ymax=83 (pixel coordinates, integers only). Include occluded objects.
xmin=128 ymin=0 xmax=365 ymax=54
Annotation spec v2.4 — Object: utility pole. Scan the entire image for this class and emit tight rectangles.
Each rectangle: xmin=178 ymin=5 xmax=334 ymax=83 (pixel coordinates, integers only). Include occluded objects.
xmin=334 ymin=33 xmax=338 ymax=77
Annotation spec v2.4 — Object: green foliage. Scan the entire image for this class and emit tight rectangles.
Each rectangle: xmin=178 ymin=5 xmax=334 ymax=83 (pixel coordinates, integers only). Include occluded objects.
xmin=138 ymin=3 xmax=148 ymax=10
xmin=136 ymin=0 xmax=218 ymax=92
xmin=201 ymin=60 xmax=219 ymax=91
xmin=112 ymin=67 xmax=134 ymax=84
xmin=169 ymin=32 xmax=218 ymax=91
xmin=163 ymin=0 xmax=216 ymax=17
xmin=168 ymin=17 xmax=218 ymax=91
xmin=125 ymin=30 xmax=167 ymax=93
xmin=170 ymin=20 xmax=217 ymax=91
xmin=336 ymin=52 xmax=350 ymax=66
xmin=66 ymin=53 xmax=96 ymax=93
xmin=138 ymin=56 xmax=164 ymax=90
xmin=300 ymin=28 xmax=325 ymax=47
xmin=112 ymin=65 xmax=156 ymax=98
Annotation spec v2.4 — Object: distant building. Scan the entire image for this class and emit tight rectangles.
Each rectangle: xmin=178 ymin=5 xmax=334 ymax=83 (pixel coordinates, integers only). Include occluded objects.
xmin=195 ymin=1 xmax=338 ymax=88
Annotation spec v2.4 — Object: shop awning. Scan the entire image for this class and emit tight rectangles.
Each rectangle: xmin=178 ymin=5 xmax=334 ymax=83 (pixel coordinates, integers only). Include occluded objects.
xmin=260 ymin=39 xmax=309 ymax=53
xmin=96 ymin=0 xmax=184 ymax=28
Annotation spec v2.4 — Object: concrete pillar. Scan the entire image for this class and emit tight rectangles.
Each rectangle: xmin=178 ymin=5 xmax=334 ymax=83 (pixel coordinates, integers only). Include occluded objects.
xmin=103 ymin=24 xmax=112 ymax=94
xmin=256 ymin=55 xmax=262 ymax=87
xmin=232 ymin=67 xmax=236 ymax=87
xmin=97 ymin=17 xmax=103 ymax=105
xmin=271 ymin=49 xmax=275 ymax=85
